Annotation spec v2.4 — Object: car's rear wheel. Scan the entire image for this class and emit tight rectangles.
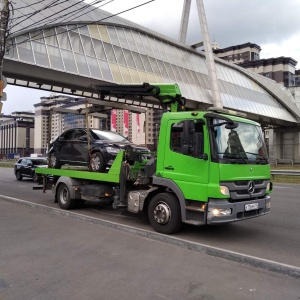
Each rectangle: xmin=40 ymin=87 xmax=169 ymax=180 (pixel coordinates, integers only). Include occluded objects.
xmin=89 ymin=152 xmax=105 ymax=172
xmin=16 ymin=171 xmax=23 ymax=181
xmin=33 ymin=173 xmax=39 ymax=182
xmin=49 ymin=152 xmax=61 ymax=168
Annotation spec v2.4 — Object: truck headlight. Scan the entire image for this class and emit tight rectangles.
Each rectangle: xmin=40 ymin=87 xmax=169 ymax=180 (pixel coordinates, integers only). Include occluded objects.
xmin=212 ymin=208 xmax=232 ymax=216
xmin=106 ymin=147 xmax=120 ymax=155
xmin=220 ymin=185 xmax=230 ymax=196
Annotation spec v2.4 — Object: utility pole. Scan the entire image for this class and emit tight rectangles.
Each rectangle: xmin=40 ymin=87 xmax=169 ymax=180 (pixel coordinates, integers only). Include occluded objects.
xmin=0 ymin=0 xmax=9 ymax=114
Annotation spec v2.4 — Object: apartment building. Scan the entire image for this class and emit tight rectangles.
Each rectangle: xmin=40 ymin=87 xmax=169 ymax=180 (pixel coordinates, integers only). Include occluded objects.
xmin=214 ymin=42 xmax=298 ymax=88
xmin=33 ymin=94 xmax=154 ymax=153
xmin=213 ymin=42 xmax=261 ymax=64
xmin=34 ymin=95 xmax=103 ymax=154
xmin=0 ymin=111 xmax=34 ymax=158
xmin=239 ymin=57 xmax=297 ymax=87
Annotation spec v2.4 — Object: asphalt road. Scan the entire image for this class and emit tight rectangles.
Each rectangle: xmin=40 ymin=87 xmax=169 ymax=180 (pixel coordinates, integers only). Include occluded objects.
xmin=0 ymin=167 xmax=300 ymax=299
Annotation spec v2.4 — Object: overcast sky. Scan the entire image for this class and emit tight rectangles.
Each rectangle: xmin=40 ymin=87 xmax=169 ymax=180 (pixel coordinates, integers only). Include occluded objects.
xmin=2 ymin=0 xmax=300 ymax=114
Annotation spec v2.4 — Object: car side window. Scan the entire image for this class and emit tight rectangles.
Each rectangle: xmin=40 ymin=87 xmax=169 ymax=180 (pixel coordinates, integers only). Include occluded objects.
xmin=63 ymin=130 xmax=74 ymax=141
xmin=73 ymin=129 xmax=86 ymax=140
xmin=21 ymin=159 xmax=27 ymax=165
xmin=27 ymin=159 xmax=32 ymax=165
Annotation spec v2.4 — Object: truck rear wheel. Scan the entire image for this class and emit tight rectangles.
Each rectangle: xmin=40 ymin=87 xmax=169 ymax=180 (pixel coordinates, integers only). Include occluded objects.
xmin=57 ymin=183 xmax=76 ymax=210
xmin=148 ymin=193 xmax=182 ymax=234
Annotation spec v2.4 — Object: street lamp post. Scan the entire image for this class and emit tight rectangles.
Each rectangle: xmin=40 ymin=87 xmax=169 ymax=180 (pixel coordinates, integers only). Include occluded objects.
xmin=0 ymin=0 xmax=9 ymax=113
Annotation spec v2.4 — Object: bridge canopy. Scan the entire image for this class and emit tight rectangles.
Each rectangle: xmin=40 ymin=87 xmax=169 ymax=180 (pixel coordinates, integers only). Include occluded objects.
xmin=4 ymin=0 xmax=300 ymax=126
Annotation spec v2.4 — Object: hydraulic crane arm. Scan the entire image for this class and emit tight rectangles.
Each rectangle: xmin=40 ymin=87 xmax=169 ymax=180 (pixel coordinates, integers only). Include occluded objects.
xmin=91 ymin=82 xmax=186 ymax=112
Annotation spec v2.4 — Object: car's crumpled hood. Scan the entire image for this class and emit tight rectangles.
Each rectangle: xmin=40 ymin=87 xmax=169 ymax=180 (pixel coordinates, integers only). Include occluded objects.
xmin=95 ymin=141 xmax=149 ymax=151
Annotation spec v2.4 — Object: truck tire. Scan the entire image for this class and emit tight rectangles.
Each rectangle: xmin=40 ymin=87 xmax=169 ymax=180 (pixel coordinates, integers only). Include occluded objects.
xmin=16 ymin=171 xmax=23 ymax=181
xmin=89 ymin=152 xmax=105 ymax=172
xmin=148 ymin=192 xmax=182 ymax=234
xmin=49 ymin=152 xmax=61 ymax=169
xmin=56 ymin=183 xmax=76 ymax=209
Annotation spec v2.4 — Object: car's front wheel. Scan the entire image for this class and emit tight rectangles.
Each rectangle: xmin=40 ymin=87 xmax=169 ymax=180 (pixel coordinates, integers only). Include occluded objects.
xmin=16 ymin=171 xmax=23 ymax=181
xmin=49 ymin=152 xmax=61 ymax=168
xmin=89 ymin=152 xmax=105 ymax=172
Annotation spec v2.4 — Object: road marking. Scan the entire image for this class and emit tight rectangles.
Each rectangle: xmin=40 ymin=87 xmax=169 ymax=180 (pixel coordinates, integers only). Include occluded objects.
xmin=1 ymin=194 xmax=300 ymax=279
xmin=274 ymin=186 xmax=294 ymax=189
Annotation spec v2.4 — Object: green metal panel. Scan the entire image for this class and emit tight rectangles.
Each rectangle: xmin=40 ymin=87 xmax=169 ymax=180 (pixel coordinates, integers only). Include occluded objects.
xmin=35 ymin=151 xmax=124 ymax=183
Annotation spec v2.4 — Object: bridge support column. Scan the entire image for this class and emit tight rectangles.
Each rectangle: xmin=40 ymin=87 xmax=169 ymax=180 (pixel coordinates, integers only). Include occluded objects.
xmin=270 ymin=127 xmax=300 ymax=162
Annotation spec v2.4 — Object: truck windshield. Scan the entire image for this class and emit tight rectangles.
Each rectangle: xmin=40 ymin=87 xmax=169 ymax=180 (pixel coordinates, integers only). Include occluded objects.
xmin=211 ymin=119 xmax=268 ymax=164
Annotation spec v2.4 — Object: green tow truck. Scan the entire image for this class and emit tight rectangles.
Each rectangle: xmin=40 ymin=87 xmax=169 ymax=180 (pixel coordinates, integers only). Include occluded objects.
xmin=36 ymin=83 xmax=272 ymax=234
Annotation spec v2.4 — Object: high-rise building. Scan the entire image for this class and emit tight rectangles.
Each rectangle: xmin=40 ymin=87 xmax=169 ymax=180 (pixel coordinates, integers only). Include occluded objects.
xmin=213 ymin=42 xmax=261 ymax=64
xmin=239 ymin=57 xmax=297 ymax=87
xmin=0 ymin=112 xmax=34 ymax=158
xmin=213 ymin=42 xmax=297 ymax=88
xmin=34 ymin=95 xmax=104 ymax=154
xmin=33 ymin=94 xmax=151 ymax=153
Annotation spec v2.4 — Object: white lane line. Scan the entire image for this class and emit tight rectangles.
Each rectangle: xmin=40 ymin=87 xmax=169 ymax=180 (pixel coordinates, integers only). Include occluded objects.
xmin=1 ymin=194 xmax=300 ymax=279
xmin=274 ymin=186 xmax=294 ymax=189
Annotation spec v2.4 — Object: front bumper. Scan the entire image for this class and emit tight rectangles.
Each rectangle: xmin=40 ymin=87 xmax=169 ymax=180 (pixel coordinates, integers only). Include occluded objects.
xmin=207 ymin=195 xmax=271 ymax=224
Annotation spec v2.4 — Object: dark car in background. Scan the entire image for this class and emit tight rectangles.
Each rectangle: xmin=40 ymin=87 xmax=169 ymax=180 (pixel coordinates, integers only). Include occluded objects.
xmin=48 ymin=128 xmax=150 ymax=172
xmin=14 ymin=157 xmax=48 ymax=181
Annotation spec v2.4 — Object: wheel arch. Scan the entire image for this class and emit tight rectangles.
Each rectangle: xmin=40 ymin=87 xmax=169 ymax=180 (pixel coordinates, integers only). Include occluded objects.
xmin=146 ymin=177 xmax=187 ymax=222
xmin=54 ymin=176 xmax=83 ymax=203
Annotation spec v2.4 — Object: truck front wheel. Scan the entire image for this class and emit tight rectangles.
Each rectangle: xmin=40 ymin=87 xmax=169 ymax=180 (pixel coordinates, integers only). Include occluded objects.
xmin=148 ymin=193 xmax=182 ymax=234
xmin=57 ymin=183 xmax=76 ymax=210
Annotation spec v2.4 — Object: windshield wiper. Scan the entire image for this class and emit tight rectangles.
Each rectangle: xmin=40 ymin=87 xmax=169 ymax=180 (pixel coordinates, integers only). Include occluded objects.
xmin=235 ymin=153 xmax=248 ymax=164
xmin=217 ymin=152 xmax=248 ymax=164
xmin=244 ymin=152 xmax=268 ymax=164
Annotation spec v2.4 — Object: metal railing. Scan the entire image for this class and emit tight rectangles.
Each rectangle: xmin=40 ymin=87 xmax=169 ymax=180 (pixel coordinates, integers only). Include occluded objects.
xmin=271 ymin=170 xmax=300 ymax=176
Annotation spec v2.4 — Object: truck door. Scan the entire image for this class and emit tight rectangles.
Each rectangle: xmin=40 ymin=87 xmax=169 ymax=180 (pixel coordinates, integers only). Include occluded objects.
xmin=162 ymin=119 xmax=209 ymax=201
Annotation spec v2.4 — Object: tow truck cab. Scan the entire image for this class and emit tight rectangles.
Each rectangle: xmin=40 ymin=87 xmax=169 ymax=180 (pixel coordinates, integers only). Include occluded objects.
xmin=152 ymin=108 xmax=271 ymax=228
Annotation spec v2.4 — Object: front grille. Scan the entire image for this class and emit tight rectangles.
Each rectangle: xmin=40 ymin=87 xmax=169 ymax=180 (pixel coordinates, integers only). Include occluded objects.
xmin=236 ymin=188 xmax=263 ymax=195
xmin=221 ymin=180 xmax=268 ymax=202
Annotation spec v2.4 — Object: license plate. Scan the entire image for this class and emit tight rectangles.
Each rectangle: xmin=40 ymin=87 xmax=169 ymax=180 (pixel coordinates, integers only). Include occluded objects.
xmin=245 ymin=203 xmax=258 ymax=211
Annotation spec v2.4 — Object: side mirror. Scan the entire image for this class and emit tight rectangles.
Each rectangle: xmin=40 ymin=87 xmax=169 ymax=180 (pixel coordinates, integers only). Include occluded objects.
xmin=225 ymin=122 xmax=238 ymax=129
xmin=182 ymin=144 xmax=191 ymax=155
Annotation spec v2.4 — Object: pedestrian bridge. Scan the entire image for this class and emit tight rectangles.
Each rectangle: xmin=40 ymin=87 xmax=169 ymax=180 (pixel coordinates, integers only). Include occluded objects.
xmin=3 ymin=0 xmax=300 ymax=127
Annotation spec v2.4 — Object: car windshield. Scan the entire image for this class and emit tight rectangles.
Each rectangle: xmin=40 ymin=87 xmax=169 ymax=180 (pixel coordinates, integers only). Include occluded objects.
xmin=32 ymin=159 xmax=48 ymax=165
xmin=92 ymin=130 xmax=129 ymax=143
xmin=211 ymin=119 xmax=268 ymax=164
